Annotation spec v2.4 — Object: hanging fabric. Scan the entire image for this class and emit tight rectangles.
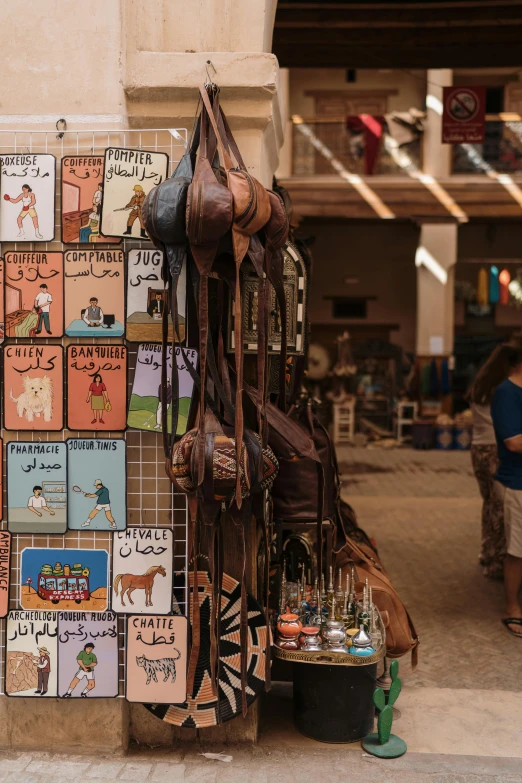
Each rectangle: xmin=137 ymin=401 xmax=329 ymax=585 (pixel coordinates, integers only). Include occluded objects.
xmin=420 ymin=361 xmax=431 ymax=396
xmin=489 ymin=265 xmax=500 ymax=304
xmin=429 ymin=358 xmax=439 ymax=397
xmin=440 ymin=358 xmax=451 ymax=396
xmin=346 ymin=114 xmax=386 ymax=175
xmin=499 ymin=268 xmax=511 ymax=305
xmin=477 ymin=267 xmax=489 ymax=306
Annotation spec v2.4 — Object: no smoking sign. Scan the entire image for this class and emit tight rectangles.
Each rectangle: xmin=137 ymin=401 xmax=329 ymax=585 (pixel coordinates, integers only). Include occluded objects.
xmin=442 ymin=86 xmax=486 ymax=144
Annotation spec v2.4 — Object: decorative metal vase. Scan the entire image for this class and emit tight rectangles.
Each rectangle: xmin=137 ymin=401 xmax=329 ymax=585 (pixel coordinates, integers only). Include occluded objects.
xmin=299 ymin=626 xmax=322 ymax=651
xmin=322 ymin=619 xmax=349 ymax=652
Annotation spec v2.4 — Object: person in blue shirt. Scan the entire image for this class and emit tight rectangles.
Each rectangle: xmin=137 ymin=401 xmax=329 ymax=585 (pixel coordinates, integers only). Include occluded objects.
xmin=491 ymin=344 xmax=522 ymax=637
xmin=81 ymin=479 xmax=117 ymax=530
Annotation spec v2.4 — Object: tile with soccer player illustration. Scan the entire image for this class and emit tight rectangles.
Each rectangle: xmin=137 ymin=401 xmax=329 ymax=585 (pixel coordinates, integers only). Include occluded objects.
xmin=57 ymin=611 xmax=119 ymax=699
xmin=66 ymin=439 xmax=126 ymax=531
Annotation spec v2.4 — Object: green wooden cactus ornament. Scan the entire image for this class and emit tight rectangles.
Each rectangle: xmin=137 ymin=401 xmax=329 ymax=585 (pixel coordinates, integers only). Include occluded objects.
xmin=362 ymin=660 xmax=407 ymax=758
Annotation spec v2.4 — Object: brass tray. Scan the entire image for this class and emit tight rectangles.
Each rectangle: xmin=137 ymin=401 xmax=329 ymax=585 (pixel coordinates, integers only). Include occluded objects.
xmin=273 ymin=643 xmax=385 ymax=667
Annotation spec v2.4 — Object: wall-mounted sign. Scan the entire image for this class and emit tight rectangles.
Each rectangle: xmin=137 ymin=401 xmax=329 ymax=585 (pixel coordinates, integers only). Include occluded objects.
xmin=100 ymin=148 xmax=169 ymax=240
xmin=61 ymin=156 xmax=121 ymax=244
xmin=57 ymin=611 xmax=119 ymax=698
xmin=20 ymin=547 xmax=109 ymax=612
xmin=128 ymin=344 xmax=197 ymax=436
xmin=6 ymin=610 xmax=58 ymax=697
xmin=126 ymin=249 xmax=187 ymax=343
xmin=0 ymin=531 xmax=11 ymax=619
xmin=64 ymin=250 xmax=125 ymax=337
xmin=0 ymin=257 xmax=4 ymax=341
xmin=126 ymin=615 xmax=187 ymax=703
xmin=442 ymin=86 xmax=486 ymax=144
xmin=7 ymin=442 xmax=67 ymax=534
xmin=3 ymin=345 xmax=64 ymax=431
xmin=66 ymin=344 xmax=127 ymax=431
xmin=0 ymin=154 xmax=56 ymax=242
xmin=4 ymin=251 xmax=64 ymax=338
xmin=66 ymin=439 xmax=126 ymax=531
xmin=112 ymin=529 xmax=173 ymax=615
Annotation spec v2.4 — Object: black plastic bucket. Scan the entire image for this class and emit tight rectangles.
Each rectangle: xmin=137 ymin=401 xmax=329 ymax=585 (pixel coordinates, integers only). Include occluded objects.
xmin=292 ymin=661 xmax=377 ymax=743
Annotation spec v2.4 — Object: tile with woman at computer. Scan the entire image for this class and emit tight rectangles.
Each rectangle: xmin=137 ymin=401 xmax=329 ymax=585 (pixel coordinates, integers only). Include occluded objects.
xmin=64 ymin=249 xmax=125 ymax=337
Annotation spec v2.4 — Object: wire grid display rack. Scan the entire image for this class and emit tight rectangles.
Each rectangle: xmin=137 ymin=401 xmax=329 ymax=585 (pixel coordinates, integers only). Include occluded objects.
xmin=0 ymin=127 xmax=189 ymax=697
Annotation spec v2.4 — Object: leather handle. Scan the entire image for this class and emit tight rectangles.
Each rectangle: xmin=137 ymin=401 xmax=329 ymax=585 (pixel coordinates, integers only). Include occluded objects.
xmin=199 ymin=85 xmax=234 ymax=171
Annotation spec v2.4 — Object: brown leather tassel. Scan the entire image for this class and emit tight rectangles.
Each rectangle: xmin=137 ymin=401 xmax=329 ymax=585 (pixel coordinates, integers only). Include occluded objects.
xmin=186 ymin=498 xmax=200 ymax=697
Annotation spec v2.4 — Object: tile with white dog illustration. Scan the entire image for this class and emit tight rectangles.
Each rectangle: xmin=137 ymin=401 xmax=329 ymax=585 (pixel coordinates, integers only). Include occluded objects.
xmin=3 ymin=344 xmax=63 ymax=431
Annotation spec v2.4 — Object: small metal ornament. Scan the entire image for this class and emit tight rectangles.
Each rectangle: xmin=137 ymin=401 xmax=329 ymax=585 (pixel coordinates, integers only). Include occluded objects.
xmin=349 ymin=624 xmax=376 ymax=657
xmin=299 ymin=626 xmax=322 ymax=651
xmin=322 ymin=596 xmax=349 ymax=653
xmin=335 ymin=568 xmax=344 ymax=620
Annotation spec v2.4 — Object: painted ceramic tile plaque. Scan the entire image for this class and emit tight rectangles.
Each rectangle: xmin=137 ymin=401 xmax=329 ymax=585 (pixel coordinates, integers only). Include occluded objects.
xmin=20 ymin=547 xmax=109 ymax=612
xmin=0 ymin=256 xmax=4 ymax=341
xmin=112 ymin=529 xmax=173 ymax=615
xmin=126 ymin=615 xmax=187 ymax=704
xmin=67 ymin=439 xmax=126 ymax=531
xmin=4 ymin=251 xmax=64 ymax=338
xmin=6 ymin=610 xmax=58 ymax=697
xmin=127 ymin=249 xmax=187 ymax=343
xmin=61 ymin=156 xmax=121 ymax=244
xmin=0 ymin=531 xmax=11 ymax=619
xmin=0 ymin=154 xmax=56 ymax=242
xmin=3 ymin=344 xmax=64 ymax=431
xmin=58 ymin=611 xmax=119 ymax=698
xmin=127 ymin=344 xmax=197 ymax=435
xmin=64 ymin=249 xmax=124 ymax=337
xmin=7 ymin=441 xmax=67 ymax=534
xmin=66 ymin=344 xmax=127 ymax=431
xmin=100 ymin=148 xmax=169 ymax=240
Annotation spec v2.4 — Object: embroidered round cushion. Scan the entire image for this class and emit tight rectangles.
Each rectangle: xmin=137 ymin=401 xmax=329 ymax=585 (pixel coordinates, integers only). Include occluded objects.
xmin=171 ymin=429 xmax=278 ymax=501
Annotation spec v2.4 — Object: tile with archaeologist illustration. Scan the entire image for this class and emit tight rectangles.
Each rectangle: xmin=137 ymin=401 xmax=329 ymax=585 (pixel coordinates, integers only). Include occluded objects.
xmin=112 ymin=529 xmax=173 ymax=615
xmin=0 ymin=153 xmax=56 ymax=242
xmin=126 ymin=615 xmax=187 ymax=703
xmin=127 ymin=344 xmax=197 ymax=435
xmin=66 ymin=439 xmax=126 ymax=532
xmin=0 ymin=531 xmax=11 ymax=619
xmin=20 ymin=547 xmax=109 ymax=612
xmin=6 ymin=610 xmax=58 ymax=697
xmin=3 ymin=344 xmax=64 ymax=431
xmin=57 ymin=611 xmax=119 ymax=698
xmin=4 ymin=251 xmax=64 ymax=339
xmin=66 ymin=344 xmax=127 ymax=432
xmin=61 ymin=156 xmax=121 ymax=245
xmin=64 ymin=249 xmax=124 ymax=337
xmin=7 ymin=441 xmax=67 ymax=534
xmin=126 ymin=248 xmax=187 ymax=343
xmin=0 ymin=257 xmax=4 ymax=341
xmin=100 ymin=148 xmax=169 ymax=240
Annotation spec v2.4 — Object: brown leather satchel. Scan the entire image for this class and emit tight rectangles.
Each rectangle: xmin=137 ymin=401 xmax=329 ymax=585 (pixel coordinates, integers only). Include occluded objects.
xmin=198 ymin=86 xmax=272 ymax=506
xmin=336 ymin=537 xmax=419 ymax=665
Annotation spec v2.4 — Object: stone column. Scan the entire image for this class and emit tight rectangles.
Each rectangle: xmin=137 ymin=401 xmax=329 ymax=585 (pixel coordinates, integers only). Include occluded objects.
xmin=424 ymin=69 xmax=453 ymax=178
xmin=416 ymin=220 xmax=458 ymax=357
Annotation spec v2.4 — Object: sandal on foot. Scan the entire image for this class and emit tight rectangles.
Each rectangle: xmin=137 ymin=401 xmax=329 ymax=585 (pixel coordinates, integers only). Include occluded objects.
xmin=502 ymin=618 xmax=522 ymax=637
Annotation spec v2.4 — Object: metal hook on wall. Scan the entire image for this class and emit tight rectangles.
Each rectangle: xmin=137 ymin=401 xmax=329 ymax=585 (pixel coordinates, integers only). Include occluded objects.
xmin=204 ymin=60 xmax=219 ymax=95
xmin=56 ymin=118 xmax=67 ymax=140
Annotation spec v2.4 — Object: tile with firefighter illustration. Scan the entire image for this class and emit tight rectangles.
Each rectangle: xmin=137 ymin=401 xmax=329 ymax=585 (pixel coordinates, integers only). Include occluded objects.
xmin=20 ymin=548 xmax=109 ymax=612
xmin=112 ymin=529 xmax=173 ymax=615
xmin=3 ymin=344 xmax=64 ymax=431
xmin=7 ymin=441 xmax=67 ymax=534
xmin=5 ymin=610 xmax=58 ymax=697
xmin=100 ymin=148 xmax=168 ymax=240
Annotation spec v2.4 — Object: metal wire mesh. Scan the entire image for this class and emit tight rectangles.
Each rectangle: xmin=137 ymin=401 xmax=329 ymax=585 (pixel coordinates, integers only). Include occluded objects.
xmin=0 ymin=127 xmax=189 ymax=697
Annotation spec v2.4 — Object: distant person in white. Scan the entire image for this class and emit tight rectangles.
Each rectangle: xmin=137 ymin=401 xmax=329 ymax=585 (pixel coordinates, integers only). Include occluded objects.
xmin=28 ymin=486 xmax=55 ymax=517
xmin=34 ymin=283 xmax=53 ymax=335
xmin=83 ymin=297 xmax=104 ymax=327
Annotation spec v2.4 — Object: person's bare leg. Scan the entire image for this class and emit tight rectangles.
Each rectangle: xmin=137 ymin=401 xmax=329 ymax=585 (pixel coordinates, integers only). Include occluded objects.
xmin=504 ymin=554 xmax=522 ymax=635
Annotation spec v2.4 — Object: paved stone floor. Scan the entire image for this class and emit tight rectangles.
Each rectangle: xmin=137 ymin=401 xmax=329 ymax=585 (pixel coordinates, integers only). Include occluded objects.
xmin=338 ymin=447 xmax=520 ymax=691
xmin=0 ymin=747 xmax=521 ymax=783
